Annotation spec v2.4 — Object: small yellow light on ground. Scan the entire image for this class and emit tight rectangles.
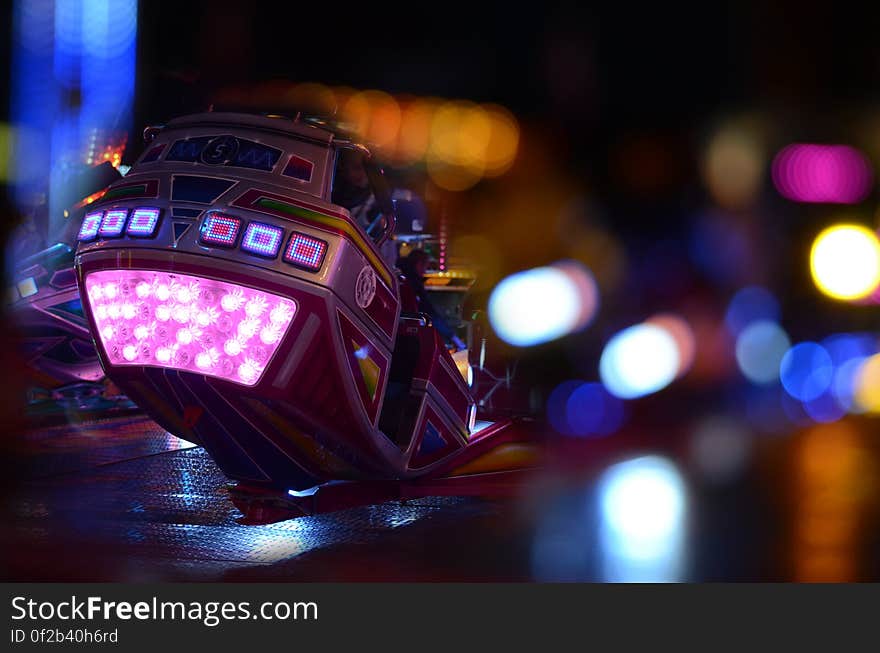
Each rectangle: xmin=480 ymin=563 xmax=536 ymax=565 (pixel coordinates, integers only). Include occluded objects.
xmin=810 ymin=224 xmax=880 ymax=300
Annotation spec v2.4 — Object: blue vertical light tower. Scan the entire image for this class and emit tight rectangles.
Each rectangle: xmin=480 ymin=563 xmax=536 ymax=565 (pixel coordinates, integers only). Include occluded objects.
xmin=11 ymin=0 xmax=138 ymax=241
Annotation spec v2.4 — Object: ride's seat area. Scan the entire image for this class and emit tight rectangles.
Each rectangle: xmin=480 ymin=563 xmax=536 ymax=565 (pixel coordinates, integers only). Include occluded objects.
xmin=398 ymin=272 xmax=419 ymax=313
xmin=378 ymin=314 xmax=474 ymax=467
xmin=378 ymin=318 xmax=422 ymax=447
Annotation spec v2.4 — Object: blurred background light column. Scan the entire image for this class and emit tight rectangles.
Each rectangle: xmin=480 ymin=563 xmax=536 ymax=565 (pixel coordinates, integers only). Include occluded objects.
xmin=10 ymin=0 xmax=137 ymax=236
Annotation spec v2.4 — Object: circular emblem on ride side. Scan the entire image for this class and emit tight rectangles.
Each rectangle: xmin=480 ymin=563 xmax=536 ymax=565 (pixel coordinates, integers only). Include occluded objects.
xmin=201 ymin=135 xmax=239 ymax=165
xmin=355 ymin=266 xmax=377 ymax=309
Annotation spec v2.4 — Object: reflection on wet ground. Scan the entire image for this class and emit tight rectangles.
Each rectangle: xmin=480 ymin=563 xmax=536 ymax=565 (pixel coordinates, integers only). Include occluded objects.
xmin=1 ymin=415 xmax=530 ymax=581
xmin=3 ymin=413 xmax=880 ymax=581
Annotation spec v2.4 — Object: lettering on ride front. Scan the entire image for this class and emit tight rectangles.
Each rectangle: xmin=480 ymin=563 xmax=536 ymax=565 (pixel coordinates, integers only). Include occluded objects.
xmin=166 ymin=135 xmax=282 ymax=172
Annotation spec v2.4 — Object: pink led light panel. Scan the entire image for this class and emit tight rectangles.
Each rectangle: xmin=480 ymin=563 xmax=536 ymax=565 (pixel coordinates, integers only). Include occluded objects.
xmin=85 ymin=269 xmax=296 ymax=386
xmin=79 ymin=212 xmax=103 ymax=241
xmin=127 ymin=208 xmax=161 ymax=236
xmin=241 ymin=222 xmax=283 ymax=257
xmin=200 ymin=213 xmax=241 ymax=247
xmin=284 ymin=233 xmax=327 ymax=270
xmin=772 ymin=144 xmax=874 ymax=204
xmin=99 ymin=210 xmax=128 ymax=237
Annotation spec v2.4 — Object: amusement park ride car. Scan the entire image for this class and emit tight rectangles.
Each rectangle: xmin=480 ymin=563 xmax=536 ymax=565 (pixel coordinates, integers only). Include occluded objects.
xmin=71 ymin=112 xmax=539 ymax=523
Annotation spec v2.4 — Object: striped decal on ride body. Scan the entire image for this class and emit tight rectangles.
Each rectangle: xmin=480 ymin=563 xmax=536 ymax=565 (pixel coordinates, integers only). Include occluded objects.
xmin=230 ymin=188 xmax=393 ymax=286
xmin=94 ymin=179 xmax=160 ymax=204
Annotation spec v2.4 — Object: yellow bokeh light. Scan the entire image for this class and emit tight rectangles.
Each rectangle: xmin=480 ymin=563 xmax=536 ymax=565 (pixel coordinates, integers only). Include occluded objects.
xmin=396 ymin=98 xmax=437 ymax=164
xmin=854 ymin=354 xmax=880 ymax=413
xmin=341 ymin=90 xmax=401 ymax=151
xmin=283 ymin=82 xmax=338 ymax=116
xmin=427 ymin=101 xmax=493 ymax=190
xmin=701 ymin=120 xmax=765 ymax=210
xmin=809 ymin=224 xmax=880 ymax=300
xmin=426 ymin=158 xmax=485 ymax=191
xmin=482 ymin=104 xmax=520 ymax=177
xmin=429 ymin=101 xmax=491 ymax=168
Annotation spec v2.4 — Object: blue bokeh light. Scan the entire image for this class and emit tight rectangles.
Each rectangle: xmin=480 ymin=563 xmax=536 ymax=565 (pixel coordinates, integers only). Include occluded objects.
xmin=735 ymin=319 xmax=790 ymax=384
xmin=802 ymin=390 xmax=847 ymax=423
xmin=780 ymin=342 xmax=833 ymax=402
xmin=547 ymin=381 xmax=626 ymax=437
xmin=11 ymin=0 xmax=138 ymax=233
xmin=822 ymin=333 xmax=876 ymax=367
xmin=832 ymin=356 xmax=870 ymax=414
xmin=724 ymin=286 xmax=781 ymax=337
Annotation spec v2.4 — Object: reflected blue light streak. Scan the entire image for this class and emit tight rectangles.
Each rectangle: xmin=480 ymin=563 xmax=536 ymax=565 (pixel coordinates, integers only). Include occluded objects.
xmin=597 ymin=456 xmax=687 ymax=582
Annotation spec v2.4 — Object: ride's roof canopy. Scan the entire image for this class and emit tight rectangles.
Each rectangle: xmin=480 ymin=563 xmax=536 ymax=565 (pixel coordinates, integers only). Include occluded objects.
xmin=164 ymin=112 xmax=341 ymax=146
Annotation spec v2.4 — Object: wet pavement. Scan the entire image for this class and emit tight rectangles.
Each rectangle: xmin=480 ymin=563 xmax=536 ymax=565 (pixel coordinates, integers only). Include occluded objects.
xmin=1 ymin=414 xmax=530 ymax=581
xmin=4 ymin=412 xmax=880 ymax=582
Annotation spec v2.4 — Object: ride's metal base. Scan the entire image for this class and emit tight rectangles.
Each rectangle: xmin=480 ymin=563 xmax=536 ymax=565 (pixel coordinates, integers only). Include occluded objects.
xmin=230 ymin=468 xmax=533 ymax=525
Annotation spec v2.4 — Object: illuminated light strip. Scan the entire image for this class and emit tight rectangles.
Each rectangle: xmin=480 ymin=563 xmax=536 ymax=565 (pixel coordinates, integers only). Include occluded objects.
xmin=74 ymin=188 xmax=107 ymax=209
xmin=97 ymin=179 xmax=160 ymax=204
xmin=102 ymin=184 xmax=147 ymax=201
xmin=249 ymin=196 xmax=391 ymax=285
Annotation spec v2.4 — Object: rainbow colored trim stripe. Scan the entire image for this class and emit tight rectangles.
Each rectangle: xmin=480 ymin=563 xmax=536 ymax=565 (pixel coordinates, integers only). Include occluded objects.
xmin=231 ymin=190 xmax=392 ymax=285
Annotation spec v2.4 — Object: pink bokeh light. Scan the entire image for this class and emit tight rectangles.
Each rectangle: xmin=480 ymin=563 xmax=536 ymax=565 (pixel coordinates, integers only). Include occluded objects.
xmin=772 ymin=144 xmax=873 ymax=204
xmin=84 ymin=269 xmax=297 ymax=386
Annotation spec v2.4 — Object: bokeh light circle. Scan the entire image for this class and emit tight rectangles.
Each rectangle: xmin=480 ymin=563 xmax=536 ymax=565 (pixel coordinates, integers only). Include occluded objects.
xmin=772 ymin=144 xmax=873 ymax=204
xmin=780 ymin=342 xmax=833 ymax=402
xmin=600 ymin=324 xmax=680 ymax=399
xmin=488 ymin=262 xmax=598 ymax=347
xmin=724 ymin=286 xmax=780 ymax=336
xmin=735 ymin=320 xmax=790 ymax=384
xmin=854 ymin=354 xmax=880 ymax=414
xmin=598 ymin=456 xmax=686 ymax=564
xmin=809 ymin=224 xmax=880 ymax=300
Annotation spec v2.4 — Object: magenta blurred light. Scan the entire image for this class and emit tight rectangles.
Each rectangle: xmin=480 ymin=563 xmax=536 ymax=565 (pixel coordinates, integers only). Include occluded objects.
xmin=772 ymin=144 xmax=873 ymax=204
xmin=84 ymin=269 xmax=297 ymax=387
xmin=99 ymin=210 xmax=128 ymax=237
xmin=241 ymin=222 xmax=284 ymax=258
xmin=78 ymin=211 xmax=103 ymax=241
xmin=127 ymin=207 xmax=161 ymax=237
xmin=284 ymin=233 xmax=327 ymax=271
xmin=200 ymin=212 xmax=242 ymax=247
